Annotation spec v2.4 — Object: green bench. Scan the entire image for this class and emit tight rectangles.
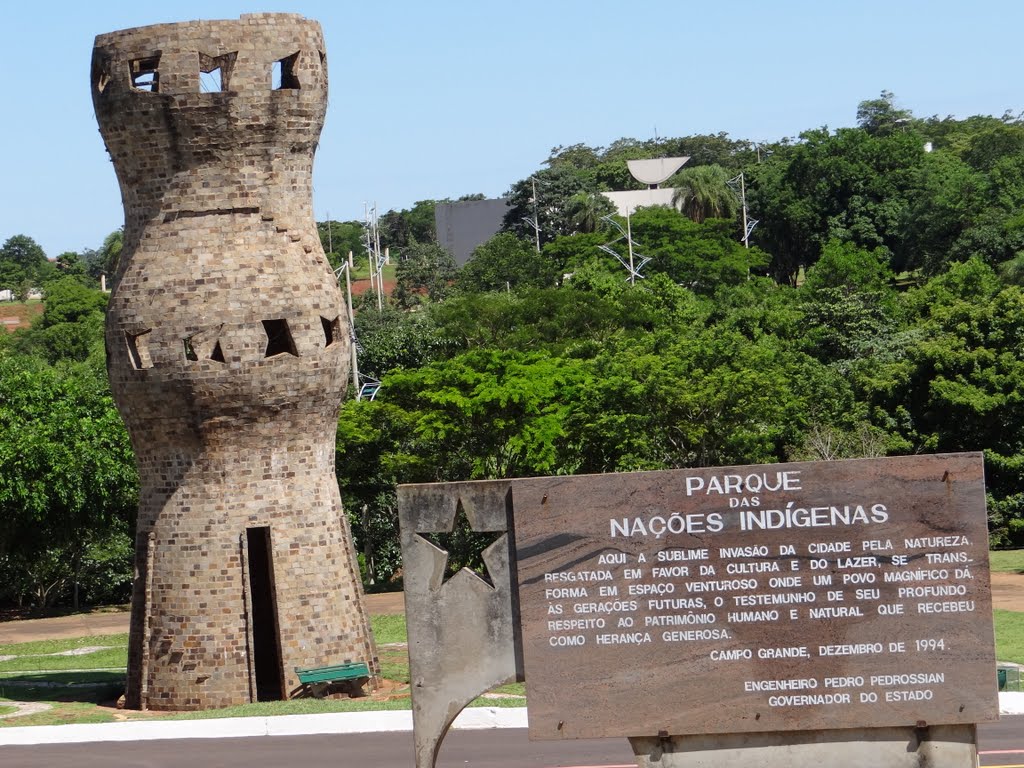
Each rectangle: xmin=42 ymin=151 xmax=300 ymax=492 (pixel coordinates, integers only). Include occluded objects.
xmin=295 ymin=661 xmax=371 ymax=698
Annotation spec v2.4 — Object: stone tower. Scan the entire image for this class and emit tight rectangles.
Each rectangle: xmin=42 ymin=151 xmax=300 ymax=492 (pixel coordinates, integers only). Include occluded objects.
xmin=92 ymin=14 xmax=377 ymax=710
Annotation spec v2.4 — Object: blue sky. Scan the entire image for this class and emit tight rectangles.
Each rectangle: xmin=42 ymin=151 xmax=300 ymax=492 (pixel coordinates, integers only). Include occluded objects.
xmin=1 ymin=0 xmax=1021 ymax=258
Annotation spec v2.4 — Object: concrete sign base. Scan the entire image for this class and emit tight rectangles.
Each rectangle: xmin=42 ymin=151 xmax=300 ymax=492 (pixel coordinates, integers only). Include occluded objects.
xmin=630 ymin=724 xmax=977 ymax=768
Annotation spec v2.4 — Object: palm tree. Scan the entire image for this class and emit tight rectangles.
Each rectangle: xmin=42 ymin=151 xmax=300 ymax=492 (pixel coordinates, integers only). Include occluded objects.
xmin=565 ymin=191 xmax=614 ymax=234
xmin=670 ymin=165 xmax=738 ymax=224
xmin=999 ymin=253 xmax=1024 ymax=285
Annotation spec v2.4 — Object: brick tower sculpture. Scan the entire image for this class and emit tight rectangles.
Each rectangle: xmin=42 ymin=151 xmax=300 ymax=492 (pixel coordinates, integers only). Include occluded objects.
xmin=92 ymin=14 xmax=377 ymax=710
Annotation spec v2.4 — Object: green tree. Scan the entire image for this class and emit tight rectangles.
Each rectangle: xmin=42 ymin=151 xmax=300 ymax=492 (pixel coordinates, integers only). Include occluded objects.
xmin=458 ymin=233 xmax=557 ymax=293
xmin=798 ymin=239 xmax=901 ymax=369
xmin=384 ymin=348 xmax=586 ymax=480
xmin=898 ymin=152 xmax=989 ymax=274
xmin=999 ymin=252 xmax=1024 ymax=285
xmin=626 ymin=206 xmax=766 ymax=292
xmin=669 ymin=164 xmax=738 ymax=223
xmin=856 ymin=90 xmax=913 ymax=136
xmin=851 ymin=259 xmax=1024 ymax=524
xmin=433 ymin=285 xmax=628 ymax=354
xmin=657 ymin=133 xmax=756 ymax=169
xmin=0 ymin=354 xmax=138 ymax=607
xmin=393 ymin=242 xmax=457 ymax=308
xmin=11 ymin=278 xmax=108 ymax=363
xmin=0 ymin=235 xmax=50 ymax=297
xmin=98 ymin=229 xmax=123 ymax=283
xmin=54 ymin=251 xmax=87 ymax=280
xmin=379 ymin=200 xmax=438 ymax=250
xmin=336 ymin=400 xmax=424 ymax=584
xmin=565 ymin=329 xmax=809 ymax=472
xmin=748 ymin=126 xmax=927 ymax=282
xmin=354 ymin=306 xmax=448 ymax=379
xmin=801 ymin=240 xmax=894 ymax=293
xmin=544 ymin=134 xmax=757 ymax=188
xmin=545 ymin=143 xmax=601 ymax=171
xmin=961 ymin=122 xmax=1024 ymax=171
xmin=79 ymin=247 xmax=105 ymax=281
xmin=317 ymin=219 xmax=367 ymax=269
xmin=565 ymin=191 xmax=615 ymax=234
xmin=503 ymin=166 xmax=606 ymax=244
xmin=989 ymin=153 xmax=1024 ymax=214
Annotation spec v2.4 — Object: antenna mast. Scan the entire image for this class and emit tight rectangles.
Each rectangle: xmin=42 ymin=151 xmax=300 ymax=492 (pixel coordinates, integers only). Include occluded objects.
xmin=363 ymin=203 xmax=385 ymax=313
xmin=598 ymin=209 xmax=651 ymax=285
xmin=728 ymin=172 xmax=758 ymax=248
xmin=523 ymin=176 xmax=542 ymax=255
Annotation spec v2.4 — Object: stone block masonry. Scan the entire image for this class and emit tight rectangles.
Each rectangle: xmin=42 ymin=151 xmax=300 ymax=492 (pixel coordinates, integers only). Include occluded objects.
xmin=92 ymin=14 xmax=377 ymax=711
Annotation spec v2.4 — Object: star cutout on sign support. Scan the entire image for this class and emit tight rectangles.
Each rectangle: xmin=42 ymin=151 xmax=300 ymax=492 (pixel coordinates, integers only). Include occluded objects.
xmin=416 ymin=498 xmax=504 ymax=588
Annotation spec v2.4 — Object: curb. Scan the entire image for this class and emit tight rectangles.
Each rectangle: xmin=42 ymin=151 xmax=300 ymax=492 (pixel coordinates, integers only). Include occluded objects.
xmin=1001 ymin=691 xmax=1024 ymax=716
xmin=1 ymin=696 xmax=1021 ymax=746
xmin=0 ymin=706 xmax=528 ymax=746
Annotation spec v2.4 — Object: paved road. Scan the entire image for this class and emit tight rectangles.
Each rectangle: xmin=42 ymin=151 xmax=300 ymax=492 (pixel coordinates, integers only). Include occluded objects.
xmin=0 ymin=719 xmax=1020 ymax=768
xmin=980 ymin=715 xmax=1024 ymax=767
xmin=0 ymin=730 xmax=631 ymax=768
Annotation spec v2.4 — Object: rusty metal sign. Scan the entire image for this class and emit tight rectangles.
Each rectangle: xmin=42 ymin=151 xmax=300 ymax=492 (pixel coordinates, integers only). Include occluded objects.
xmin=513 ymin=453 xmax=998 ymax=739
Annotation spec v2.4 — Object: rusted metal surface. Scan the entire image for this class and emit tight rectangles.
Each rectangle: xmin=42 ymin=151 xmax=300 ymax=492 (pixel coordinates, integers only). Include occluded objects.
xmin=397 ymin=453 xmax=995 ymax=767
xmin=513 ymin=453 xmax=996 ymax=739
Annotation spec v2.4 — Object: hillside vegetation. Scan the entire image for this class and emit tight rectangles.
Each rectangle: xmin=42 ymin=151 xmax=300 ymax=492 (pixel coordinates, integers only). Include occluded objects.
xmin=2 ymin=92 xmax=1023 ymax=599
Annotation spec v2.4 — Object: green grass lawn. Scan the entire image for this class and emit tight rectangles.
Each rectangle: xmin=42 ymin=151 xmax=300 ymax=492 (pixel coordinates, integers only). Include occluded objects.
xmin=158 ymin=694 xmax=525 ymax=721
xmin=0 ymin=634 xmax=129 ymax=659
xmin=0 ymin=616 xmax=420 ymax=727
xmin=0 ymin=670 xmax=125 ymax=697
xmin=0 ymin=670 xmax=125 ymax=727
xmin=371 ymin=614 xmax=406 ymax=645
xmin=995 ymin=609 xmax=1024 ymax=665
xmin=990 ymin=549 xmax=1024 ymax=574
xmin=0 ymin=649 xmax=126 ymax=674
xmin=0 ymin=604 xmax=1014 ymax=726
xmin=346 ymin=260 xmax=397 ymax=282
xmin=0 ymin=634 xmax=128 ymax=677
xmin=162 ymin=697 xmax=415 ymax=719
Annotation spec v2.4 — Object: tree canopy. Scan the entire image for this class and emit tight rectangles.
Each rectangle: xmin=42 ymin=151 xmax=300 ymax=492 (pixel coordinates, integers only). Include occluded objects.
xmin=330 ymin=96 xmax=1024 ymax=580
xmin=0 ymin=235 xmax=52 ymax=298
xmin=5 ymin=92 xmax=1024 ymax=601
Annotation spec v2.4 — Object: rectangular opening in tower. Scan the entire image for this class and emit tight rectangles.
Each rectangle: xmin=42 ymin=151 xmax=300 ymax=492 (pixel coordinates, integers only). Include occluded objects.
xmin=199 ymin=52 xmax=237 ymax=93
xmin=262 ymin=318 xmax=297 ymax=357
xmin=200 ymin=66 xmax=222 ymax=92
xmin=246 ymin=526 xmax=285 ymax=702
xmin=125 ymin=329 xmax=153 ymax=369
xmin=321 ymin=315 xmax=340 ymax=348
xmin=129 ymin=55 xmax=161 ymax=93
xmin=272 ymin=52 xmax=301 ymax=90
xmin=182 ymin=336 xmax=198 ymax=361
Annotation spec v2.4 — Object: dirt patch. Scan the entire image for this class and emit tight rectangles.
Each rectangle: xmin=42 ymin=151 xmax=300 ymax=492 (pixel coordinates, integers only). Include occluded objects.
xmin=992 ymin=572 xmax=1024 ymax=611
xmin=365 ymin=591 xmax=405 ymax=615
xmin=0 ymin=612 xmax=129 ymax=645
xmin=0 ymin=604 xmax=130 ymax=624
xmin=0 ymin=592 xmax=405 ymax=645
xmin=349 ymin=278 xmax=396 ymax=298
xmin=0 ymin=702 xmax=52 ymax=720
xmin=0 ymin=302 xmax=43 ymax=332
